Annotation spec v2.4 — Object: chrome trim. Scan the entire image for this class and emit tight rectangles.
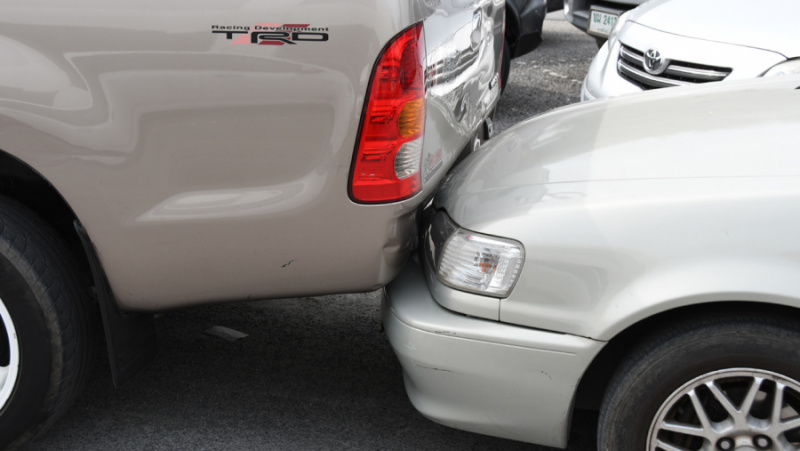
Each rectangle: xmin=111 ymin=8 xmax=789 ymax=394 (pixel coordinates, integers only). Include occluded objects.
xmin=619 ymin=45 xmax=644 ymax=65
xmin=664 ymin=65 xmax=729 ymax=81
xmin=618 ymin=59 xmax=688 ymax=88
xmin=618 ymin=44 xmax=731 ymax=89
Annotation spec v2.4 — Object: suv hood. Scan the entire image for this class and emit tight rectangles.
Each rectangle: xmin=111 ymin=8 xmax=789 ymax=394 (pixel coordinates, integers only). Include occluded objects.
xmin=629 ymin=0 xmax=800 ymax=57
xmin=437 ymin=76 xmax=800 ymax=232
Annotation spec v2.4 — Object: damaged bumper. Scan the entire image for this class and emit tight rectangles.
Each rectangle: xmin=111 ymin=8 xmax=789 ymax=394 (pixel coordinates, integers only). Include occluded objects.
xmin=382 ymin=260 xmax=605 ymax=448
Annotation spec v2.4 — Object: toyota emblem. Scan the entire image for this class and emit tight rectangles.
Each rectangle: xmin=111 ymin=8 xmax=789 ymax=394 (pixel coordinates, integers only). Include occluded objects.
xmin=644 ymin=48 xmax=667 ymax=75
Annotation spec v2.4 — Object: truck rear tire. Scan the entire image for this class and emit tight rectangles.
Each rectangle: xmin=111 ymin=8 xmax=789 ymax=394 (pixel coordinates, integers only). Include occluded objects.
xmin=0 ymin=196 xmax=94 ymax=449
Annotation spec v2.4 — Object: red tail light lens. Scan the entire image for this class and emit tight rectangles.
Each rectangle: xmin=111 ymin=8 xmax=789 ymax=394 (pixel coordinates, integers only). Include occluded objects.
xmin=350 ymin=23 xmax=426 ymax=203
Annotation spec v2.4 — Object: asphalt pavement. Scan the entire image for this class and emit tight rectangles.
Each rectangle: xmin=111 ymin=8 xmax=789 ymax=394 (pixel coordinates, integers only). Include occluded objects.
xmin=31 ymin=13 xmax=601 ymax=451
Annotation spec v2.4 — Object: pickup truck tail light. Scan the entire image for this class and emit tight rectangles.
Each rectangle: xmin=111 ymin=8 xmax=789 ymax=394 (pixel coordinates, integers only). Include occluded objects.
xmin=350 ymin=23 xmax=426 ymax=203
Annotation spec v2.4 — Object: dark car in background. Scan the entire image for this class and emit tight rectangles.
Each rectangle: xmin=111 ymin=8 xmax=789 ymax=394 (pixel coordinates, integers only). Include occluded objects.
xmin=502 ymin=0 xmax=564 ymax=89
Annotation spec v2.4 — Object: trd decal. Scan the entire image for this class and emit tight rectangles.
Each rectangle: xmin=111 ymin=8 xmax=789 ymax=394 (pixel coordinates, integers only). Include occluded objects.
xmin=212 ymin=24 xmax=329 ymax=46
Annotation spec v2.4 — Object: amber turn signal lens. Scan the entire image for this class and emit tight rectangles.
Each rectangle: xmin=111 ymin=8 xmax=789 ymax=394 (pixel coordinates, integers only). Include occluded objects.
xmin=398 ymin=99 xmax=424 ymax=138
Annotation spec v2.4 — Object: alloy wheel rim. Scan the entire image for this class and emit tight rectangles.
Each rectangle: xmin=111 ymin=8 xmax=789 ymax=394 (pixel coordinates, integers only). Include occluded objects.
xmin=648 ymin=368 xmax=800 ymax=450
xmin=0 ymin=296 xmax=20 ymax=410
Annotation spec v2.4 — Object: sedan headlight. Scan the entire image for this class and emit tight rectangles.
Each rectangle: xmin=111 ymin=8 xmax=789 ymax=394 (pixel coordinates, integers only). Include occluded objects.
xmin=425 ymin=211 xmax=524 ymax=298
xmin=763 ymin=59 xmax=800 ymax=77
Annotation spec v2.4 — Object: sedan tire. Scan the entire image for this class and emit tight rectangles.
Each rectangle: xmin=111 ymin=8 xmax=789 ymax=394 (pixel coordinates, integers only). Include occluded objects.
xmin=0 ymin=197 xmax=94 ymax=449
xmin=598 ymin=312 xmax=800 ymax=450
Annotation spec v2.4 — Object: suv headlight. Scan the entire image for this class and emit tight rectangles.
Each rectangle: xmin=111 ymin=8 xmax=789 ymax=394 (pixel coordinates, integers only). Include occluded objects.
xmin=425 ymin=211 xmax=524 ymax=298
xmin=763 ymin=59 xmax=800 ymax=77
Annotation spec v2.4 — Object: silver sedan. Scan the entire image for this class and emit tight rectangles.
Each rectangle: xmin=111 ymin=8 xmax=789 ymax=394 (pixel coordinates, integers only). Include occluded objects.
xmin=383 ymin=75 xmax=800 ymax=450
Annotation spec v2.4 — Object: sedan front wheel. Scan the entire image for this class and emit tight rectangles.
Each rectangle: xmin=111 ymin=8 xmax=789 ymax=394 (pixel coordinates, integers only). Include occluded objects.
xmin=598 ymin=313 xmax=800 ymax=450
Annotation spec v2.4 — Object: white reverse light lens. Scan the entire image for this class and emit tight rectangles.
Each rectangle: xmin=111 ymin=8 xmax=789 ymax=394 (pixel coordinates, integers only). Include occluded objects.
xmin=394 ymin=136 xmax=423 ymax=179
xmin=437 ymin=230 xmax=524 ymax=298
xmin=763 ymin=59 xmax=800 ymax=77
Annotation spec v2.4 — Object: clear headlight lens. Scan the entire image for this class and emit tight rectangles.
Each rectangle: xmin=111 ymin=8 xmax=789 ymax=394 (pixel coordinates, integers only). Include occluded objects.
xmin=426 ymin=211 xmax=524 ymax=298
xmin=763 ymin=59 xmax=800 ymax=77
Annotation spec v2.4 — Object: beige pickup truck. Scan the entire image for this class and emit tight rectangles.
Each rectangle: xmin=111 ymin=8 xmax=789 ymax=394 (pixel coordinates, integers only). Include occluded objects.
xmin=0 ymin=1 xmax=503 ymax=447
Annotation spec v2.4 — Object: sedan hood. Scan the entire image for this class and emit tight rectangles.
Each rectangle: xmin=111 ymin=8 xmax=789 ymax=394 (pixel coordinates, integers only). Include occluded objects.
xmin=437 ymin=76 xmax=800 ymax=232
xmin=628 ymin=0 xmax=800 ymax=57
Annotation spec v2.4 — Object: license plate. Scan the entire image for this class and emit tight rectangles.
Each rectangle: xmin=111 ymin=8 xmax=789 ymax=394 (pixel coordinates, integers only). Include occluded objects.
xmin=588 ymin=9 xmax=620 ymax=38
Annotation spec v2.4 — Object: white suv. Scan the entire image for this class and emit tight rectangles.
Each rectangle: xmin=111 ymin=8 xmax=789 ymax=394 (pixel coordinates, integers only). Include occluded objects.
xmin=582 ymin=0 xmax=800 ymax=100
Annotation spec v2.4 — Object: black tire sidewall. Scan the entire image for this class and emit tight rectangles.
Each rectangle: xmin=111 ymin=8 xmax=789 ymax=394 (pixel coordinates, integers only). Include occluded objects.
xmin=599 ymin=318 xmax=800 ymax=450
xmin=0 ymin=251 xmax=56 ymax=449
xmin=501 ymin=39 xmax=511 ymax=93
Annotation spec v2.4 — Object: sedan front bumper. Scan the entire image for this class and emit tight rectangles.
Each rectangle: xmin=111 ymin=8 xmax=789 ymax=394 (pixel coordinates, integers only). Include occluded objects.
xmin=382 ymin=260 xmax=605 ymax=448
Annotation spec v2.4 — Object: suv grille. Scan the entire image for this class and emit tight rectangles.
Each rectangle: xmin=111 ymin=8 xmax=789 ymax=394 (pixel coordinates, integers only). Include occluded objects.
xmin=617 ymin=44 xmax=732 ymax=90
